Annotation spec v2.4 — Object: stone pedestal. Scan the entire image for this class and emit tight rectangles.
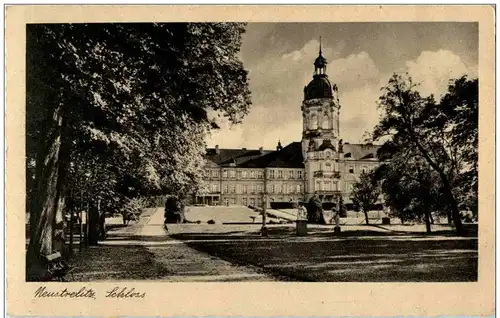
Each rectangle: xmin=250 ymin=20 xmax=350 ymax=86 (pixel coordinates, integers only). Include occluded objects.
xmin=334 ymin=225 xmax=341 ymax=234
xmin=382 ymin=217 xmax=391 ymax=225
xmin=296 ymin=220 xmax=308 ymax=236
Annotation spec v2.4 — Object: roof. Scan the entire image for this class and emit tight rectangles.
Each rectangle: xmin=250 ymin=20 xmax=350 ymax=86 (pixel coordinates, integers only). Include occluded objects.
xmin=204 ymin=142 xmax=380 ymax=169
xmin=240 ymin=142 xmax=305 ymax=168
xmin=342 ymin=143 xmax=380 ymax=161
xmin=304 ymin=74 xmax=333 ymax=100
xmin=205 ymin=148 xmax=273 ymax=167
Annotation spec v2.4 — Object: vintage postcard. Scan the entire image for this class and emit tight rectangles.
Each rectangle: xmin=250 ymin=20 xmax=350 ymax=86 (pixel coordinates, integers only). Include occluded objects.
xmin=5 ymin=5 xmax=495 ymax=317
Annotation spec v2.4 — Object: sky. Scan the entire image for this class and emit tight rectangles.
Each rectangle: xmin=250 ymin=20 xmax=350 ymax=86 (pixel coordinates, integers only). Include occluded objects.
xmin=206 ymin=22 xmax=478 ymax=150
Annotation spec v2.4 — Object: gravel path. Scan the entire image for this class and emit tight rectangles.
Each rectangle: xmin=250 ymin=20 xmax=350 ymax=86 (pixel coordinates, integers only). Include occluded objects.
xmin=71 ymin=207 xmax=276 ymax=282
xmin=138 ymin=207 xmax=276 ymax=281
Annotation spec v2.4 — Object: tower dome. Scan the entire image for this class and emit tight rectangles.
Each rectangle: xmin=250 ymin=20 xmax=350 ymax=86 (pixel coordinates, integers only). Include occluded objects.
xmin=304 ymin=39 xmax=333 ymax=100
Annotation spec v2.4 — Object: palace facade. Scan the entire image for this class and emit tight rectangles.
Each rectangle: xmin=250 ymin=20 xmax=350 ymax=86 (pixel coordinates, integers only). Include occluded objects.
xmin=196 ymin=46 xmax=380 ymax=208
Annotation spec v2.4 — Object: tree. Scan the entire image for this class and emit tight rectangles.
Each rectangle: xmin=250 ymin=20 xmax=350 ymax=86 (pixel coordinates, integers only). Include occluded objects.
xmin=373 ymin=74 xmax=477 ymax=235
xmin=26 ymin=23 xmax=251 ymax=280
xmin=350 ymin=171 xmax=381 ymax=225
xmin=377 ymin=155 xmax=442 ymax=233
xmin=306 ymin=195 xmax=324 ymax=224
xmin=436 ymin=76 xmax=478 ymax=219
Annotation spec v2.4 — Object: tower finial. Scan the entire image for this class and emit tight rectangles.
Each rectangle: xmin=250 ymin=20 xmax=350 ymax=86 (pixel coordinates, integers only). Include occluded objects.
xmin=319 ymin=36 xmax=322 ymax=55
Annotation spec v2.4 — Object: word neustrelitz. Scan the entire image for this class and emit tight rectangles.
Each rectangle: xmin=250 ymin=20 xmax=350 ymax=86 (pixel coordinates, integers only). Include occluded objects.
xmin=34 ymin=286 xmax=96 ymax=299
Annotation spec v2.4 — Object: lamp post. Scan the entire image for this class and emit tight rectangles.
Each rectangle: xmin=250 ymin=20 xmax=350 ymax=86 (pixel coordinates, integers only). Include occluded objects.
xmin=261 ymin=191 xmax=268 ymax=236
xmin=334 ymin=192 xmax=341 ymax=233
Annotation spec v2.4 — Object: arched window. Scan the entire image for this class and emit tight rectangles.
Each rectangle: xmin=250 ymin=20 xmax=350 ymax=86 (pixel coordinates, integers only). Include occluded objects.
xmin=311 ymin=113 xmax=318 ymax=129
xmin=322 ymin=112 xmax=330 ymax=129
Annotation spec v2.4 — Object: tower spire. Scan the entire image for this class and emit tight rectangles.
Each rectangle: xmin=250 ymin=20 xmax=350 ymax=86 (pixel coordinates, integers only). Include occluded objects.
xmin=319 ymin=36 xmax=322 ymax=55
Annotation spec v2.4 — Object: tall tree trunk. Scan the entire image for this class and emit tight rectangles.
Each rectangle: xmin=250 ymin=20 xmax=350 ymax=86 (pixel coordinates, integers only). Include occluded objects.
xmin=88 ymin=201 xmax=100 ymax=245
xmin=423 ymin=206 xmax=432 ymax=233
xmin=412 ymin=135 xmax=464 ymax=235
xmin=363 ymin=208 xmax=370 ymax=225
xmin=27 ymin=106 xmax=69 ymax=281
xmin=98 ymin=211 xmax=107 ymax=239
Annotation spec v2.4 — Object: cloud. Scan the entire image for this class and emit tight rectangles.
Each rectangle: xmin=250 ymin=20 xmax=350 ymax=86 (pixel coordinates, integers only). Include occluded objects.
xmin=206 ymin=44 xmax=477 ymax=149
xmin=406 ymin=49 xmax=478 ymax=97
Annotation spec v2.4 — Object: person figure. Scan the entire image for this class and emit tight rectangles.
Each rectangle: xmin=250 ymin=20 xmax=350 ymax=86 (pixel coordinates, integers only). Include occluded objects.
xmin=297 ymin=203 xmax=307 ymax=221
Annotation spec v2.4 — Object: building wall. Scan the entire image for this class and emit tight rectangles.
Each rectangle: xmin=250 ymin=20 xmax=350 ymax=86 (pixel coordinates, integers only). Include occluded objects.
xmin=199 ymin=161 xmax=381 ymax=207
xmin=199 ymin=167 xmax=306 ymax=207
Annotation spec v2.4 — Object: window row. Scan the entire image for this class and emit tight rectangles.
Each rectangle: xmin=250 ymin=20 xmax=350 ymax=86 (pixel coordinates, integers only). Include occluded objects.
xmin=204 ymin=169 xmax=303 ymax=180
xmin=207 ymin=183 xmax=304 ymax=194
xmin=346 ymin=164 xmax=377 ymax=174
xmin=314 ymin=180 xmax=339 ymax=192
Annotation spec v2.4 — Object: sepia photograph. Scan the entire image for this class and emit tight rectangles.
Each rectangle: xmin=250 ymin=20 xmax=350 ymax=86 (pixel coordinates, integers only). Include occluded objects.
xmin=25 ymin=21 xmax=479 ymax=283
xmin=6 ymin=5 xmax=494 ymax=317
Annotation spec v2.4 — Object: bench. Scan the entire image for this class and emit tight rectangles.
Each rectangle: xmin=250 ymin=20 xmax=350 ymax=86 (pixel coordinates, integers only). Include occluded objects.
xmin=45 ymin=252 xmax=74 ymax=282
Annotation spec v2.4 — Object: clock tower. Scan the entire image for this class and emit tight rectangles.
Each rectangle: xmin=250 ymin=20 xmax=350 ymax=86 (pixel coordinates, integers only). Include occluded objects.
xmin=301 ymin=41 xmax=342 ymax=202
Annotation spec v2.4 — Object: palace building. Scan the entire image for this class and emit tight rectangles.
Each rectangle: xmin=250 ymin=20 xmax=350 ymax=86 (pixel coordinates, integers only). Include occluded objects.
xmin=196 ymin=46 xmax=381 ymax=208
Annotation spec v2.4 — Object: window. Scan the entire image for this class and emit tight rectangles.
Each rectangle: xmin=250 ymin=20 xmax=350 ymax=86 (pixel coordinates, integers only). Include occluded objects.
xmin=270 ymin=184 xmax=275 ymax=193
xmin=223 ymin=184 xmax=228 ymax=193
xmin=211 ymin=184 xmax=218 ymax=193
xmin=361 ymin=166 xmax=368 ymax=173
xmin=212 ymin=169 xmax=220 ymax=178
xmin=229 ymin=170 xmax=236 ymax=179
xmin=311 ymin=114 xmax=318 ymax=129
xmin=325 ymin=151 xmax=331 ymax=159
xmin=296 ymin=185 xmax=301 ymax=193
xmin=282 ymin=184 xmax=288 ymax=194
xmin=251 ymin=184 xmax=257 ymax=194
xmin=333 ymin=182 xmax=338 ymax=191
xmin=322 ymin=113 xmax=329 ymax=129
xmin=242 ymin=170 xmax=247 ymax=178
xmin=289 ymin=170 xmax=294 ymax=179
xmin=230 ymin=197 xmax=236 ymax=205
xmin=243 ymin=184 xmax=248 ymax=193
xmin=269 ymin=170 xmax=275 ymax=179
xmin=223 ymin=170 xmax=228 ymax=178
xmin=256 ymin=197 xmax=262 ymax=207
xmin=250 ymin=170 xmax=256 ymax=179
xmin=315 ymin=180 xmax=321 ymax=191
xmin=345 ymin=182 xmax=352 ymax=193
xmin=236 ymin=184 xmax=241 ymax=194
xmin=257 ymin=184 xmax=263 ymax=194
xmin=278 ymin=170 xmax=283 ymax=179
xmin=242 ymin=197 xmax=248 ymax=206
xmin=325 ymin=162 xmax=332 ymax=171
xmin=250 ymin=198 xmax=255 ymax=206
xmin=323 ymin=181 xmax=329 ymax=191
xmin=236 ymin=170 xmax=242 ymax=179
xmin=348 ymin=165 xmax=354 ymax=174
xmin=297 ymin=170 xmax=302 ymax=179
xmin=204 ymin=169 xmax=210 ymax=178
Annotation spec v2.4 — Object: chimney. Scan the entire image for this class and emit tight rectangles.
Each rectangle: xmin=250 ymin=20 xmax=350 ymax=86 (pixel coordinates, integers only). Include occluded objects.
xmin=259 ymin=147 xmax=264 ymax=154
xmin=215 ymin=145 xmax=220 ymax=154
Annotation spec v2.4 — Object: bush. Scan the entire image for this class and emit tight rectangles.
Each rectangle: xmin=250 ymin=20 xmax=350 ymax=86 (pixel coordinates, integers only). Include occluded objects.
xmin=307 ymin=196 xmax=325 ymax=224
xmin=207 ymin=219 xmax=215 ymax=224
xmin=164 ymin=196 xmax=186 ymax=224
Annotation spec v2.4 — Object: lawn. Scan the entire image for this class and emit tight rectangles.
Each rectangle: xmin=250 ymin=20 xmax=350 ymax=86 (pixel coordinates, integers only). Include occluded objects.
xmin=169 ymin=224 xmax=478 ymax=282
